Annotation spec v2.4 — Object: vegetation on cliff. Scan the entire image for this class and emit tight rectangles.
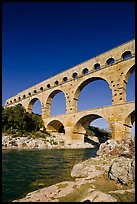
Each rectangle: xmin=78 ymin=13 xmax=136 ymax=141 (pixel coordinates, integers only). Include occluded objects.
xmin=2 ymin=105 xmax=49 ymax=137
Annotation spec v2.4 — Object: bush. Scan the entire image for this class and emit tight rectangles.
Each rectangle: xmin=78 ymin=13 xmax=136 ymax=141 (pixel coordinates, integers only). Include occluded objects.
xmin=2 ymin=105 xmax=45 ymax=136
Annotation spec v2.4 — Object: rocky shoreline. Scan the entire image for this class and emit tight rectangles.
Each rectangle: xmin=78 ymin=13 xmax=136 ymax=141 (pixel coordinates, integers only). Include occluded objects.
xmin=11 ymin=137 xmax=135 ymax=202
xmin=2 ymin=133 xmax=94 ymax=150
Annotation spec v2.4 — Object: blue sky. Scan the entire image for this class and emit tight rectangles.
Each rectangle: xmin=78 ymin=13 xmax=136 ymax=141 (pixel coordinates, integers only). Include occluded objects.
xmin=2 ymin=2 xmax=135 ymax=134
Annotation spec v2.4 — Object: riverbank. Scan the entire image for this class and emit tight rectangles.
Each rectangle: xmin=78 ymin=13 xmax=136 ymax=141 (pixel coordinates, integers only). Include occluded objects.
xmin=12 ymin=137 xmax=135 ymax=202
xmin=2 ymin=133 xmax=94 ymax=150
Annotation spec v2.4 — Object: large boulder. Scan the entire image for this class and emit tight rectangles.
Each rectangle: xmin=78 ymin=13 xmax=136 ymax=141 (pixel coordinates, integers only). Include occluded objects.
xmin=71 ymin=158 xmax=104 ymax=179
xmin=108 ymin=156 xmax=135 ymax=184
xmin=97 ymin=137 xmax=135 ymax=159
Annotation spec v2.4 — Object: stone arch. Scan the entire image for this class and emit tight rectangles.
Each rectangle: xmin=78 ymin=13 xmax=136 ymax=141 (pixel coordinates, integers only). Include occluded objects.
xmin=72 ymin=114 xmax=111 ymax=141
xmin=82 ymin=68 xmax=89 ymax=75
xmin=45 ymin=89 xmax=66 ymax=117
xmin=106 ymin=58 xmax=115 ymax=66
xmin=124 ymin=64 xmax=135 ymax=102
xmin=28 ymin=97 xmax=42 ymax=114
xmin=18 ymin=96 xmax=21 ymax=101
xmin=121 ymin=50 xmax=132 ymax=60
xmin=46 ymin=120 xmax=65 ymax=134
xmin=123 ymin=110 xmax=135 ymax=138
xmin=16 ymin=103 xmax=25 ymax=108
xmin=54 ymin=80 xmax=59 ymax=86
xmin=47 ymin=84 xmax=51 ymax=88
xmin=94 ymin=63 xmax=100 ymax=70
xmin=62 ymin=76 xmax=68 ymax=82
xmin=124 ymin=64 xmax=135 ymax=84
xmin=72 ymin=72 xmax=78 ymax=79
xmin=74 ymin=77 xmax=111 ymax=111
xmin=23 ymin=94 xmax=26 ymax=99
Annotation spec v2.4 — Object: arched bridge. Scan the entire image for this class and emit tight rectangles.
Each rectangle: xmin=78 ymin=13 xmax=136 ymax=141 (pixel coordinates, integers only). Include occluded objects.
xmin=5 ymin=39 xmax=135 ymax=144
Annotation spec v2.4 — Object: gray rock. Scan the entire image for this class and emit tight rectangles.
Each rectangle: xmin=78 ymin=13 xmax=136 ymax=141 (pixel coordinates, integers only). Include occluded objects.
xmin=81 ymin=190 xmax=117 ymax=202
xmin=97 ymin=137 xmax=135 ymax=159
xmin=108 ymin=156 xmax=135 ymax=184
xmin=71 ymin=160 xmax=104 ymax=179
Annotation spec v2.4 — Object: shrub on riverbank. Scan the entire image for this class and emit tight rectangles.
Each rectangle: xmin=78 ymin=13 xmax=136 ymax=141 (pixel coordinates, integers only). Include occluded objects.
xmin=2 ymin=105 xmax=49 ymax=138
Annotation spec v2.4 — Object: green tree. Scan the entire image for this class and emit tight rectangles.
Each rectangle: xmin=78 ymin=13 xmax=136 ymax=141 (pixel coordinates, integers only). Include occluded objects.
xmin=2 ymin=104 xmax=45 ymax=135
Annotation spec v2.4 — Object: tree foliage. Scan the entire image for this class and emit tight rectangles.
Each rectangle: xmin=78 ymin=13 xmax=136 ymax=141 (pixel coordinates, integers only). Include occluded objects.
xmin=2 ymin=104 xmax=45 ymax=135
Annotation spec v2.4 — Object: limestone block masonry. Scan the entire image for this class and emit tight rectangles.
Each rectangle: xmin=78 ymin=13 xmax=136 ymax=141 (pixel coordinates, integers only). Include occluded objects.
xmin=5 ymin=39 xmax=135 ymax=144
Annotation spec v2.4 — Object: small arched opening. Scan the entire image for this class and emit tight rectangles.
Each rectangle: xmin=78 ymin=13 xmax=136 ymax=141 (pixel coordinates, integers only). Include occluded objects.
xmin=82 ymin=68 xmax=89 ymax=75
xmin=62 ymin=77 xmax=68 ymax=83
xmin=72 ymin=72 xmax=78 ymax=79
xmin=122 ymin=51 xmax=132 ymax=60
xmin=106 ymin=58 xmax=115 ymax=66
xmin=94 ymin=63 xmax=100 ymax=70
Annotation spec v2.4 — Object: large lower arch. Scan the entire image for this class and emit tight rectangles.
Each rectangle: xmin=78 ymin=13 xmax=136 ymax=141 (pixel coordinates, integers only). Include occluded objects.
xmin=123 ymin=110 xmax=135 ymax=138
xmin=28 ymin=98 xmax=42 ymax=114
xmin=72 ymin=114 xmax=111 ymax=142
xmin=73 ymin=77 xmax=112 ymax=111
xmin=45 ymin=89 xmax=66 ymax=117
xmin=46 ymin=120 xmax=65 ymax=134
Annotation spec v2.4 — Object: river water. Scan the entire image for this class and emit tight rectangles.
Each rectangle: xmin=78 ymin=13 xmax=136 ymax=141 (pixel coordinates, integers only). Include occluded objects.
xmin=2 ymin=148 xmax=98 ymax=202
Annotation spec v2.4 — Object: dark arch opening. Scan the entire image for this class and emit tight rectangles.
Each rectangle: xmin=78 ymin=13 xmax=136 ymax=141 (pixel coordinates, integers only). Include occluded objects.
xmin=94 ymin=63 xmax=100 ymax=70
xmin=63 ymin=77 xmax=68 ymax=82
xmin=18 ymin=103 xmax=23 ymax=106
xmin=77 ymin=77 xmax=112 ymax=111
xmin=82 ymin=68 xmax=89 ymax=75
xmin=47 ymin=84 xmax=51 ymax=88
xmin=54 ymin=80 xmax=59 ymax=86
xmin=122 ymin=51 xmax=131 ymax=60
xmin=47 ymin=120 xmax=65 ymax=134
xmin=106 ymin=58 xmax=115 ymax=66
xmin=47 ymin=90 xmax=66 ymax=116
xmin=28 ymin=98 xmax=42 ymax=115
xmin=72 ymin=72 xmax=78 ymax=79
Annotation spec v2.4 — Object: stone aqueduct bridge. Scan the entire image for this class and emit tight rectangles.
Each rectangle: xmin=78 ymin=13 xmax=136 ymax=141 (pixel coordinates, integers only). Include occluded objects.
xmin=5 ymin=39 xmax=135 ymax=144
